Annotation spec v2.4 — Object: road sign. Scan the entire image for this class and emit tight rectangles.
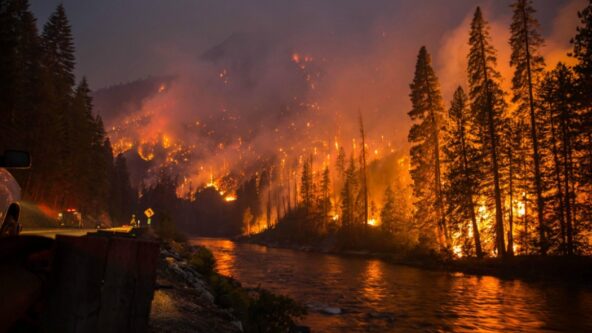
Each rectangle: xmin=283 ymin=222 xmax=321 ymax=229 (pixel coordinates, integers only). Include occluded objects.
xmin=144 ymin=208 xmax=154 ymax=218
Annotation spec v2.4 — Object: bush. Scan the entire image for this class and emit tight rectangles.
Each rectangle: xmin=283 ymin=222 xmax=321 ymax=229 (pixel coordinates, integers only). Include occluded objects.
xmin=176 ymin=242 xmax=306 ymax=332
xmin=248 ymin=288 xmax=306 ymax=333
xmin=189 ymin=246 xmax=216 ymax=276
xmin=208 ymin=274 xmax=306 ymax=333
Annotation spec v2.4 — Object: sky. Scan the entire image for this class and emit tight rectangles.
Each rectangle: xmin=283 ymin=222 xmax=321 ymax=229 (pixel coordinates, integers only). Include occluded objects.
xmin=30 ymin=0 xmax=582 ymax=90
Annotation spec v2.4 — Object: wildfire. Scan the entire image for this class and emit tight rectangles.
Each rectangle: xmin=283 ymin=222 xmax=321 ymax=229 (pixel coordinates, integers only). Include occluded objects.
xmin=224 ymin=195 xmax=237 ymax=202
xmin=517 ymin=201 xmax=526 ymax=217
xmin=453 ymin=245 xmax=463 ymax=258
xmin=161 ymin=135 xmax=172 ymax=149
xmin=368 ymin=218 xmax=378 ymax=226
xmin=137 ymin=144 xmax=155 ymax=161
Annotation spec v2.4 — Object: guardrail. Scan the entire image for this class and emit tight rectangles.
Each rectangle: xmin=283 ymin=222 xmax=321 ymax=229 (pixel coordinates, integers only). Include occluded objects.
xmin=0 ymin=229 xmax=159 ymax=332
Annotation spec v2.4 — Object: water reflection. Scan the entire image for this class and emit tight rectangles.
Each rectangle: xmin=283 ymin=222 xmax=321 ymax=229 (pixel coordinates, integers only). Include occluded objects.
xmin=361 ymin=260 xmax=384 ymax=304
xmin=193 ymin=238 xmax=592 ymax=333
xmin=201 ymin=238 xmax=236 ymax=277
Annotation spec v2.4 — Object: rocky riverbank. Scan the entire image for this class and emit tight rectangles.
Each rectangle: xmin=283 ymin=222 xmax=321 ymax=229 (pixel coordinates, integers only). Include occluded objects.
xmin=150 ymin=242 xmax=242 ymax=333
xmin=149 ymin=240 xmax=308 ymax=333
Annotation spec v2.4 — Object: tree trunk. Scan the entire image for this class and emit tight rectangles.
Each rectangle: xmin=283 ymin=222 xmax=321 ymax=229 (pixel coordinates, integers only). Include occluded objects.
xmin=507 ymin=144 xmax=515 ymax=256
xmin=549 ymin=109 xmax=568 ymax=253
xmin=424 ymin=76 xmax=448 ymax=249
xmin=478 ymin=32 xmax=506 ymax=258
xmin=458 ymin=114 xmax=482 ymax=257
xmin=521 ymin=6 xmax=547 ymax=254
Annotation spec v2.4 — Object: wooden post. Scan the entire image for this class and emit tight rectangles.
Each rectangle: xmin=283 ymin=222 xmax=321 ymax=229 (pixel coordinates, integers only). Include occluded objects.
xmin=42 ymin=235 xmax=159 ymax=333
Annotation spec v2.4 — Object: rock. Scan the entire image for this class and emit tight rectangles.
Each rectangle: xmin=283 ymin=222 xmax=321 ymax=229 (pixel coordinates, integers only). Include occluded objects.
xmin=231 ymin=320 xmax=243 ymax=332
xmin=164 ymin=256 xmax=176 ymax=265
xmin=321 ymin=307 xmax=342 ymax=315
xmin=161 ymin=248 xmax=182 ymax=261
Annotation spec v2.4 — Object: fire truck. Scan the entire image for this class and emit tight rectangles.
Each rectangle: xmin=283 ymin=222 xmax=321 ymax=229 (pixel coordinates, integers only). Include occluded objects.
xmin=58 ymin=208 xmax=83 ymax=228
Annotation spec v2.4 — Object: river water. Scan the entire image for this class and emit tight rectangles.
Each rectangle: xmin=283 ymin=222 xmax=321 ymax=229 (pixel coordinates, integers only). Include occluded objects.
xmin=191 ymin=238 xmax=592 ymax=333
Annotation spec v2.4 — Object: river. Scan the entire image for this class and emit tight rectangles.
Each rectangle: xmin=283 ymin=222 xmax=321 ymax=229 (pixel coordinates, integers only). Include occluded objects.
xmin=191 ymin=237 xmax=592 ymax=332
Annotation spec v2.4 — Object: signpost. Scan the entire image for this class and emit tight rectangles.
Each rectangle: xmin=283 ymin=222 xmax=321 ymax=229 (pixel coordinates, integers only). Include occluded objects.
xmin=144 ymin=208 xmax=154 ymax=226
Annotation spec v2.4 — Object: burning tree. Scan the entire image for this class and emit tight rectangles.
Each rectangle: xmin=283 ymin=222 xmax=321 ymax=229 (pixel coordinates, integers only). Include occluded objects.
xmin=407 ymin=46 xmax=447 ymax=250
xmin=509 ymin=0 xmax=548 ymax=254
xmin=467 ymin=7 xmax=508 ymax=258
xmin=443 ymin=87 xmax=483 ymax=258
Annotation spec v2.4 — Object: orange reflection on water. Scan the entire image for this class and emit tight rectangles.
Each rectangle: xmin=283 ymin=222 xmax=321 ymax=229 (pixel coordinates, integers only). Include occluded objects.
xmin=208 ymin=239 xmax=236 ymax=277
xmin=361 ymin=260 xmax=384 ymax=303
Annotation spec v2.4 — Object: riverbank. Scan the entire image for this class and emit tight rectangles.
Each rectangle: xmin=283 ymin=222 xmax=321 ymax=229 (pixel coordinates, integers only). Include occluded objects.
xmin=239 ymin=234 xmax=592 ymax=286
xmin=149 ymin=239 xmax=308 ymax=333
xmin=149 ymin=241 xmax=241 ymax=332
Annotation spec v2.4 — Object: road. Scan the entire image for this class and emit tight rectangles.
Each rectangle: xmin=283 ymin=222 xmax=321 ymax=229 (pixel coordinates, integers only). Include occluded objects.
xmin=20 ymin=228 xmax=96 ymax=238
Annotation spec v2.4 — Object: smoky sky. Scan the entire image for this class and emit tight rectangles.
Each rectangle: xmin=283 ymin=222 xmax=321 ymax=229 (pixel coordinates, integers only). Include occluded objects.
xmin=30 ymin=0 xmax=577 ymax=90
xmin=27 ymin=0 xmax=586 ymax=191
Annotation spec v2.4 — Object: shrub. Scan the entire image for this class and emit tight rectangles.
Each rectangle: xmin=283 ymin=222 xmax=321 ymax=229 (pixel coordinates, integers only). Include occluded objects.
xmin=248 ymin=288 xmax=306 ymax=333
xmin=188 ymin=246 xmax=216 ymax=276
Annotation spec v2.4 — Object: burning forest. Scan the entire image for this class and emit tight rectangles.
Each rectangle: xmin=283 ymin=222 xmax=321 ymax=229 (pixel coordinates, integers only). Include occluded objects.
xmin=86 ymin=1 xmax=592 ymax=258
xmin=2 ymin=1 xmax=592 ymax=332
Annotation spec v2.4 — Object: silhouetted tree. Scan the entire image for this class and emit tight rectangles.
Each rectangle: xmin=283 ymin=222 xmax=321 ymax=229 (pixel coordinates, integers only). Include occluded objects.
xmin=408 ymin=46 xmax=447 ymax=249
xmin=467 ymin=7 xmax=508 ymax=257
xmin=443 ymin=87 xmax=483 ymax=257
xmin=509 ymin=0 xmax=548 ymax=254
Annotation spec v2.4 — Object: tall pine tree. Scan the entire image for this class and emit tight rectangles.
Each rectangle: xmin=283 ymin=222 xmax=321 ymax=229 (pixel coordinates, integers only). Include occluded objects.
xmin=509 ymin=0 xmax=548 ymax=254
xmin=467 ymin=7 xmax=508 ymax=257
xmin=540 ymin=63 xmax=579 ymax=254
xmin=570 ymin=0 xmax=592 ymax=251
xmin=408 ymin=46 xmax=447 ymax=250
xmin=443 ymin=87 xmax=483 ymax=257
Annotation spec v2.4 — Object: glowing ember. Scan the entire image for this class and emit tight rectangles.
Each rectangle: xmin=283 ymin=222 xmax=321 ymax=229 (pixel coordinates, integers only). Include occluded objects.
xmin=368 ymin=218 xmax=377 ymax=226
xmin=224 ymin=195 xmax=237 ymax=202
xmin=517 ymin=202 xmax=525 ymax=217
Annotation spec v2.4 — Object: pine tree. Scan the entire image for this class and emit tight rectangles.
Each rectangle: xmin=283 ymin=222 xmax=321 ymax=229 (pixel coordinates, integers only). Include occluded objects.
xmin=500 ymin=117 xmax=524 ymax=256
xmin=407 ymin=46 xmax=447 ymax=249
xmin=509 ymin=0 xmax=548 ymax=254
xmin=319 ymin=166 xmax=331 ymax=232
xmin=0 ymin=0 xmax=41 ymax=150
xmin=571 ymin=0 xmax=592 ymax=252
xmin=42 ymin=4 xmax=75 ymax=91
xmin=40 ymin=4 xmax=76 ymax=207
xmin=443 ymin=87 xmax=483 ymax=257
xmin=70 ymin=78 xmax=96 ymax=210
xmin=358 ymin=112 xmax=369 ymax=227
xmin=300 ymin=156 xmax=314 ymax=214
xmin=0 ymin=0 xmax=45 ymax=202
xmin=540 ymin=63 xmax=579 ymax=254
xmin=380 ymin=186 xmax=396 ymax=235
xmin=467 ymin=7 xmax=508 ymax=257
xmin=336 ymin=146 xmax=346 ymax=180
xmin=340 ymin=155 xmax=357 ymax=228
xmin=109 ymin=154 xmax=136 ymax=225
